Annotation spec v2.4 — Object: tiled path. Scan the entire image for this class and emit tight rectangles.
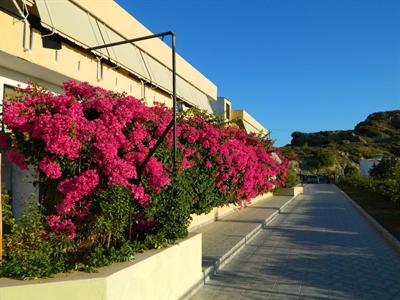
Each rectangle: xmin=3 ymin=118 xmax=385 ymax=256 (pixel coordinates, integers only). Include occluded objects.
xmin=195 ymin=194 xmax=292 ymax=270
xmin=191 ymin=184 xmax=400 ymax=300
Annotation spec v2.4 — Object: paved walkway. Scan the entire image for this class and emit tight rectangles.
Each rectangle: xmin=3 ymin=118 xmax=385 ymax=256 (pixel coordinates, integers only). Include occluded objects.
xmin=194 ymin=194 xmax=292 ymax=270
xmin=191 ymin=184 xmax=400 ymax=300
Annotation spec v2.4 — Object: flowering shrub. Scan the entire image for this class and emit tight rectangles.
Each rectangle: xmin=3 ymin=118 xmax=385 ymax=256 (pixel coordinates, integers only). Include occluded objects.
xmin=1 ymin=81 xmax=288 ymax=278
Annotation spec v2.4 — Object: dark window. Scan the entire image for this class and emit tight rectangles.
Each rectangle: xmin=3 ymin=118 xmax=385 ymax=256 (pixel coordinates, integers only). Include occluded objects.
xmin=1 ymin=84 xmax=21 ymax=195
xmin=3 ymin=84 xmax=20 ymax=101
xmin=177 ymin=102 xmax=184 ymax=113
xmin=225 ymin=103 xmax=231 ymax=119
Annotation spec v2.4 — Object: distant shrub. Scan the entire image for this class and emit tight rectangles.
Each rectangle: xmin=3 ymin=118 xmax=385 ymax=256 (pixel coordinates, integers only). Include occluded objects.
xmin=284 ymin=168 xmax=300 ymax=188
xmin=309 ymin=151 xmax=336 ymax=170
xmin=319 ymin=151 xmax=336 ymax=167
xmin=281 ymin=148 xmax=298 ymax=161
xmin=347 ymin=145 xmax=380 ymax=161
xmin=339 ymin=174 xmax=400 ymax=204
xmin=356 ymin=125 xmax=381 ymax=138
xmin=369 ymin=156 xmax=400 ymax=179
xmin=344 ymin=165 xmax=359 ymax=176
xmin=391 ymin=117 xmax=400 ymax=129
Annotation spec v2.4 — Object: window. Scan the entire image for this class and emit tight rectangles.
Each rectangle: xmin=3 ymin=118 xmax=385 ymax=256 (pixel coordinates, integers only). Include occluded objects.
xmin=1 ymin=81 xmax=39 ymax=217
xmin=225 ymin=102 xmax=231 ymax=119
xmin=177 ymin=101 xmax=184 ymax=113
xmin=3 ymin=84 xmax=20 ymax=101
xmin=2 ymin=84 xmax=21 ymax=195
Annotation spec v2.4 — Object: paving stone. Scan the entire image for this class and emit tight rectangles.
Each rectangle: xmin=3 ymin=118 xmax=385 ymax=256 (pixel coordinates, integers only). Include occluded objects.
xmin=190 ymin=184 xmax=400 ymax=300
xmin=194 ymin=194 xmax=292 ymax=270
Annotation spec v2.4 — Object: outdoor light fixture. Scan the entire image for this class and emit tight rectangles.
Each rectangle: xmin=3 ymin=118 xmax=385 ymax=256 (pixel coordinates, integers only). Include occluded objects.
xmin=86 ymin=32 xmax=177 ymax=177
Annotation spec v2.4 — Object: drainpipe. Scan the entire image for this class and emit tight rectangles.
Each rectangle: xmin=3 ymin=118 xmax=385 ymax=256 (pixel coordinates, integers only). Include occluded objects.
xmin=13 ymin=0 xmax=30 ymax=50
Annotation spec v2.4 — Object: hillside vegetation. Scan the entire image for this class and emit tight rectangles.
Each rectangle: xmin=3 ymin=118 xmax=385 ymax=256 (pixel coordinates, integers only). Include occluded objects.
xmin=282 ymin=110 xmax=400 ymax=175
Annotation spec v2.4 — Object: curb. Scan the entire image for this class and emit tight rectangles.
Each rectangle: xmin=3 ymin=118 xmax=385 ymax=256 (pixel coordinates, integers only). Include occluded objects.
xmin=337 ymin=185 xmax=400 ymax=254
xmin=180 ymin=193 xmax=300 ymax=300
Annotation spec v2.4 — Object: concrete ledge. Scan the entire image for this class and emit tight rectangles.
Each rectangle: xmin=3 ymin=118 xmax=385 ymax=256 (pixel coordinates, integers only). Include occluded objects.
xmin=0 ymin=233 xmax=202 ymax=300
xmin=188 ymin=193 xmax=272 ymax=232
xmin=338 ymin=186 xmax=400 ymax=254
xmin=274 ymin=185 xmax=303 ymax=197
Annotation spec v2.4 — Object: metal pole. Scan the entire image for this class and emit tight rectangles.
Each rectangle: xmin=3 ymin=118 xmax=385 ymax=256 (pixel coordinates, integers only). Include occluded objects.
xmin=171 ymin=33 xmax=177 ymax=167
xmin=86 ymin=31 xmax=177 ymax=173
xmin=0 ymin=153 xmax=2 ymax=261
xmin=86 ymin=32 xmax=174 ymax=51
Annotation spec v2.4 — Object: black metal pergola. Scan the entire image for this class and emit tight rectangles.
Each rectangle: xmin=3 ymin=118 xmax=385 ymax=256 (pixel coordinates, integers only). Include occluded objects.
xmin=86 ymin=31 xmax=177 ymax=176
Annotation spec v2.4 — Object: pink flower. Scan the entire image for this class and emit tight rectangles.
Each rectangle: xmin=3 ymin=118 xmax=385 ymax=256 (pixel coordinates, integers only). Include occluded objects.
xmin=39 ymin=157 xmax=62 ymax=179
xmin=130 ymin=184 xmax=150 ymax=206
xmin=7 ymin=149 xmax=27 ymax=170
xmin=2 ymin=80 xmax=290 ymax=241
xmin=56 ymin=169 xmax=99 ymax=215
xmin=48 ymin=215 xmax=76 ymax=240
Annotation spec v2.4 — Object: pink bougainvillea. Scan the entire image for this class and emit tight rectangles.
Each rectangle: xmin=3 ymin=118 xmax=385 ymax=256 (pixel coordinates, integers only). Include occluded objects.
xmin=7 ymin=149 xmax=27 ymax=170
xmin=55 ymin=169 xmax=99 ymax=215
xmin=3 ymin=81 xmax=288 ymax=240
xmin=39 ymin=157 xmax=62 ymax=179
xmin=48 ymin=215 xmax=76 ymax=240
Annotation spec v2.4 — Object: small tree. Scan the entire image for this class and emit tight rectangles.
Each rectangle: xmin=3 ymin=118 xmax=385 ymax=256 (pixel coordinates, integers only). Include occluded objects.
xmin=284 ymin=168 xmax=300 ymax=188
xmin=344 ymin=164 xmax=359 ymax=176
xmin=319 ymin=151 xmax=336 ymax=168
xmin=369 ymin=156 xmax=400 ymax=179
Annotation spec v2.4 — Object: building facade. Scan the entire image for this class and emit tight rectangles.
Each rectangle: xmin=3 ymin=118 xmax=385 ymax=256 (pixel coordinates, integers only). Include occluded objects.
xmin=216 ymin=97 xmax=268 ymax=136
xmin=359 ymin=155 xmax=383 ymax=176
xmin=0 ymin=0 xmax=268 ymax=217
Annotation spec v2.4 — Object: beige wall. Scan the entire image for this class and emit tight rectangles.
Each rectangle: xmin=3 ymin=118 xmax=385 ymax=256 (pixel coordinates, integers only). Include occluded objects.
xmin=72 ymin=0 xmax=217 ymax=100
xmin=231 ymin=109 xmax=268 ymax=135
xmin=1 ymin=0 xmax=217 ymax=104
xmin=189 ymin=192 xmax=272 ymax=231
xmin=274 ymin=186 xmax=303 ymax=197
xmin=0 ymin=10 xmax=173 ymax=107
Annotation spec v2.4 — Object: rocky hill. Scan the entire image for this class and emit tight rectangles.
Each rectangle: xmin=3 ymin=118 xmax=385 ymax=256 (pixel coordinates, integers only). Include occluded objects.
xmin=282 ymin=110 xmax=400 ymax=174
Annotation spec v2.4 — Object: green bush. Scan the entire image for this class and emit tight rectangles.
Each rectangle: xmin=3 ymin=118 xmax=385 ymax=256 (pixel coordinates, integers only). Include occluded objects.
xmin=339 ymin=173 xmax=400 ymax=204
xmin=0 ymin=195 xmax=72 ymax=279
xmin=344 ymin=164 xmax=359 ymax=176
xmin=284 ymin=168 xmax=300 ymax=188
xmin=369 ymin=156 xmax=400 ymax=179
xmin=91 ymin=185 xmax=133 ymax=249
xmin=308 ymin=150 xmax=336 ymax=170
xmin=356 ymin=125 xmax=382 ymax=137
xmin=319 ymin=151 xmax=336 ymax=167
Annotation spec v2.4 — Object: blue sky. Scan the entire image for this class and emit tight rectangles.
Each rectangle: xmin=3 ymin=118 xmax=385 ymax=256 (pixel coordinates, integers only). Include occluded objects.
xmin=116 ymin=0 xmax=400 ymax=146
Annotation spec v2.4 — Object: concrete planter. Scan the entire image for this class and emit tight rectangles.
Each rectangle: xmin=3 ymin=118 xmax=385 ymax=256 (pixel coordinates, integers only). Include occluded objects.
xmin=0 ymin=233 xmax=202 ymax=300
xmin=188 ymin=192 xmax=272 ymax=231
xmin=274 ymin=185 xmax=303 ymax=197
